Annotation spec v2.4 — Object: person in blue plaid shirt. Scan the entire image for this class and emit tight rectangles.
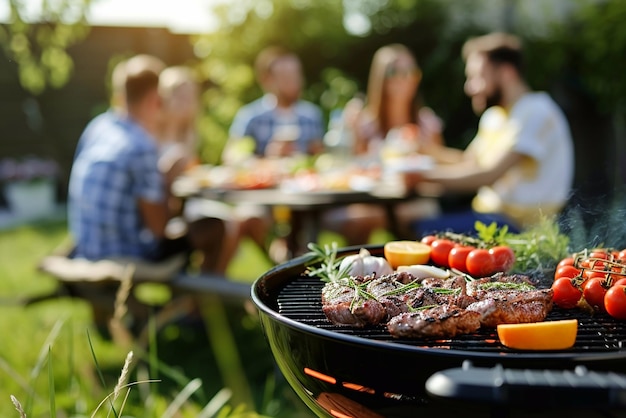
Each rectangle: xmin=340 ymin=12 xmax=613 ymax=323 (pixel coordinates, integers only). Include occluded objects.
xmin=68 ymin=55 xmax=226 ymax=273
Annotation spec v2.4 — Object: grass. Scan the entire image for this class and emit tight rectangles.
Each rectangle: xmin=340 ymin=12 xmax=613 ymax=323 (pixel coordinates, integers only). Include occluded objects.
xmin=0 ymin=220 xmax=393 ymax=417
xmin=0 ymin=220 xmax=306 ymax=417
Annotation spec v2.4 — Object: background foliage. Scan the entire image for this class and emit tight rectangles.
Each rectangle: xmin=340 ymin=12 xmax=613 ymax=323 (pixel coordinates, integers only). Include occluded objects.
xmin=3 ymin=0 xmax=626 ymax=208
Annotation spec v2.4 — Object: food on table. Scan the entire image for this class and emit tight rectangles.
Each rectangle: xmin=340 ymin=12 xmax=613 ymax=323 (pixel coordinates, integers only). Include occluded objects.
xmin=497 ymin=319 xmax=578 ymax=350
xmin=383 ymin=241 xmax=431 ymax=269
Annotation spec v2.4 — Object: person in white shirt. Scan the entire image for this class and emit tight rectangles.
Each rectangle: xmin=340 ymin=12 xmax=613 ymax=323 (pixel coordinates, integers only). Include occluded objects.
xmin=406 ymin=32 xmax=575 ymax=235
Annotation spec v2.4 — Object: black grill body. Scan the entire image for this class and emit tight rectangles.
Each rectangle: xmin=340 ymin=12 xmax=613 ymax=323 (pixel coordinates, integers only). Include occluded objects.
xmin=252 ymin=245 xmax=626 ymax=417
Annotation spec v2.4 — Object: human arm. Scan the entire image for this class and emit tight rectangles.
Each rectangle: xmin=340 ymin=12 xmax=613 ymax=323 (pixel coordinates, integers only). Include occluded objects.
xmin=138 ymin=198 xmax=170 ymax=238
xmin=404 ymin=148 xmax=523 ymax=194
xmin=134 ymin=150 xmax=176 ymax=238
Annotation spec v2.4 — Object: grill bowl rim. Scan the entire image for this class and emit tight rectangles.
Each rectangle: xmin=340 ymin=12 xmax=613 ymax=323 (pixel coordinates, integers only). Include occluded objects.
xmin=251 ymin=244 xmax=626 ymax=363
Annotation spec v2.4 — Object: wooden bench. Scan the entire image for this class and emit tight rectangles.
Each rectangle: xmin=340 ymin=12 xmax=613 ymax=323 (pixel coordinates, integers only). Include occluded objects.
xmin=31 ymin=253 xmax=252 ymax=340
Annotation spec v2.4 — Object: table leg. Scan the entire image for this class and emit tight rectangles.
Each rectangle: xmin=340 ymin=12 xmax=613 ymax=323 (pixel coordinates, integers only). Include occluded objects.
xmin=287 ymin=208 xmax=322 ymax=257
xmin=383 ymin=203 xmax=407 ymax=240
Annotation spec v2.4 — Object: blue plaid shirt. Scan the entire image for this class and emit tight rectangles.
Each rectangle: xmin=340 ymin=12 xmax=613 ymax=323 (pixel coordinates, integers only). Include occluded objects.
xmin=68 ymin=116 xmax=165 ymax=260
xmin=230 ymin=94 xmax=324 ymax=155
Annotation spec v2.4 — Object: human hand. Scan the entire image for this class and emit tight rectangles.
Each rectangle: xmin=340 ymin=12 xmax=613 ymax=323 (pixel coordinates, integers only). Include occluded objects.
xmin=402 ymin=170 xmax=425 ymax=190
xmin=265 ymin=140 xmax=296 ymax=157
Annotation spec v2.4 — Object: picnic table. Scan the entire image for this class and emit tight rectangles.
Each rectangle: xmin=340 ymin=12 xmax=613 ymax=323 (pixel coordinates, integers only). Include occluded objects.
xmin=172 ymin=158 xmax=425 ymax=257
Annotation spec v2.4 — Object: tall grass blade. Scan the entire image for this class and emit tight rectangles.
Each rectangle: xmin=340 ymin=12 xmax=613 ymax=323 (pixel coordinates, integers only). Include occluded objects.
xmin=90 ymin=380 xmax=160 ymax=418
xmin=25 ymin=318 xmax=64 ymax=416
xmin=161 ymin=377 xmax=202 ymax=418
xmin=197 ymin=388 xmax=232 ymax=418
xmin=87 ymin=329 xmax=119 ymax=418
xmin=47 ymin=348 xmax=56 ymax=418
xmin=199 ymin=294 xmax=255 ymax=408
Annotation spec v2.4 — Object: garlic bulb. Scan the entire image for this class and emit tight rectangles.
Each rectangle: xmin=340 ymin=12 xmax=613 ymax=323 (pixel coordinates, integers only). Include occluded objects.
xmin=339 ymin=248 xmax=393 ymax=277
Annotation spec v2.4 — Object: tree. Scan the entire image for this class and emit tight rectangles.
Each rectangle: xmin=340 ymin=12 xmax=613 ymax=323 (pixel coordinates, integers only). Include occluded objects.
xmin=0 ymin=0 xmax=91 ymax=95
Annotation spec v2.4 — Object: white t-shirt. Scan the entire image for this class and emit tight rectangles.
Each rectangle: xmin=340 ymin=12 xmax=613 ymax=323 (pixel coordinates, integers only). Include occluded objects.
xmin=471 ymin=92 xmax=575 ymax=225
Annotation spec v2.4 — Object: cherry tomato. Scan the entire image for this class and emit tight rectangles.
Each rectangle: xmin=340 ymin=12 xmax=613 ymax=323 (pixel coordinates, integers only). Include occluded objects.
xmin=618 ymin=249 xmax=626 ymax=263
xmin=429 ymin=239 xmax=455 ymax=268
xmin=448 ymin=246 xmax=474 ymax=273
xmin=466 ymin=249 xmax=496 ymax=278
xmin=489 ymin=246 xmax=515 ymax=272
xmin=604 ymin=285 xmax=626 ymax=320
xmin=583 ymin=277 xmax=608 ymax=311
xmin=554 ymin=265 xmax=581 ymax=280
xmin=557 ymin=257 xmax=575 ymax=268
xmin=551 ymin=277 xmax=582 ymax=309
xmin=589 ymin=250 xmax=609 ymax=259
xmin=420 ymin=235 xmax=437 ymax=246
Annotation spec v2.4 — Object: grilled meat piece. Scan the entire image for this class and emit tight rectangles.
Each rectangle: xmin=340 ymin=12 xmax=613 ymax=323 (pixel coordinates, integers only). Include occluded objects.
xmin=421 ymin=275 xmax=477 ymax=308
xmin=466 ymin=274 xmax=536 ymax=298
xmin=466 ymin=297 xmax=553 ymax=328
xmin=365 ymin=276 xmax=419 ymax=319
xmin=387 ymin=305 xmax=482 ymax=339
xmin=321 ymin=279 xmax=386 ymax=327
xmin=465 ymin=275 xmax=554 ymax=327
xmin=366 ymin=274 xmax=470 ymax=319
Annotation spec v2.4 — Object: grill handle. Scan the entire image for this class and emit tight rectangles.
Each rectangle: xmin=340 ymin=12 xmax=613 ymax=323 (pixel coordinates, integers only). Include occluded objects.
xmin=425 ymin=360 xmax=626 ymax=410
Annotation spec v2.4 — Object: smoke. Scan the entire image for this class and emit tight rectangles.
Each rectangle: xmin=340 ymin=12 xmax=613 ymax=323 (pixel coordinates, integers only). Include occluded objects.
xmin=559 ymin=188 xmax=626 ymax=252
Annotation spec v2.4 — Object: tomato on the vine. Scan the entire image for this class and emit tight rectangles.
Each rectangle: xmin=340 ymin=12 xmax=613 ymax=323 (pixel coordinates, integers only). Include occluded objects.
xmin=420 ymin=235 xmax=437 ymax=246
xmin=448 ymin=246 xmax=474 ymax=273
xmin=429 ymin=239 xmax=455 ymax=268
xmin=551 ymin=277 xmax=582 ymax=309
xmin=466 ymin=249 xmax=496 ymax=277
xmin=584 ymin=269 xmax=608 ymax=280
xmin=554 ymin=265 xmax=581 ymax=280
xmin=589 ymin=250 xmax=609 ymax=259
xmin=489 ymin=246 xmax=515 ymax=272
xmin=557 ymin=257 xmax=575 ymax=268
xmin=611 ymin=277 xmax=626 ymax=287
xmin=582 ymin=277 xmax=608 ymax=311
xmin=604 ymin=285 xmax=626 ymax=320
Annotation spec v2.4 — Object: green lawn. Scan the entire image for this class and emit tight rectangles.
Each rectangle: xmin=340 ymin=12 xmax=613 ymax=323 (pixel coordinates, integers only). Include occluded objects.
xmin=0 ymin=220 xmax=318 ymax=417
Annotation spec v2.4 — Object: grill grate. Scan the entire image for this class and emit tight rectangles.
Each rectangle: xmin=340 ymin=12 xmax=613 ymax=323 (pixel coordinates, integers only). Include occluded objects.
xmin=276 ymin=275 xmax=626 ymax=353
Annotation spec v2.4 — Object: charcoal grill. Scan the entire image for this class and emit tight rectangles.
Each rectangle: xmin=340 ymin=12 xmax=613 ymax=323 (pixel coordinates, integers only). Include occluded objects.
xmin=251 ymin=245 xmax=626 ymax=417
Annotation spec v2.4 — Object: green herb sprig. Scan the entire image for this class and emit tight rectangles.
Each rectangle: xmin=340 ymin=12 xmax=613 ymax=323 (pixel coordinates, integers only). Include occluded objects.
xmin=305 ymin=242 xmax=352 ymax=282
xmin=473 ymin=217 xmax=570 ymax=274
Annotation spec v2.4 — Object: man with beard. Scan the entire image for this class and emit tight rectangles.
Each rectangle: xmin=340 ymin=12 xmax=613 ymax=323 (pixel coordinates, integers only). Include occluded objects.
xmin=405 ymin=32 xmax=574 ymax=235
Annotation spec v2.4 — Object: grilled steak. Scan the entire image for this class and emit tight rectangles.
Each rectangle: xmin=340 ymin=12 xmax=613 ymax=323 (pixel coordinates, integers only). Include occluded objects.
xmin=321 ymin=278 xmax=386 ymax=327
xmin=421 ymin=275 xmax=476 ymax=308
xmin=465 ymin=298 xmax=553 ymax=328
xmin=366 ymin=276 xmax=419 ymax=319
xmin=387 ymin=305 xmax=482 ymax=339
xmin=465 ymin=274 xmax=554 ymax=327
xmin=320 ymin=270 xmax=553 ymax=338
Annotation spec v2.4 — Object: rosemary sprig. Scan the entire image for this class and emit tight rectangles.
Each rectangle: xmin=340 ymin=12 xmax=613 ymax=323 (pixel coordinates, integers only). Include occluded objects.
xmin=477 ymin=282 xmax=535 ymax=291
xmin=305 ymin=242 xmax=352 ymax=282
xmin=408 ymin=304 xmax=438 ymax=313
